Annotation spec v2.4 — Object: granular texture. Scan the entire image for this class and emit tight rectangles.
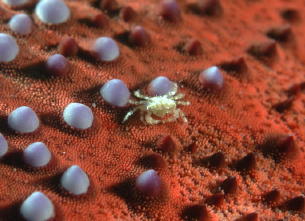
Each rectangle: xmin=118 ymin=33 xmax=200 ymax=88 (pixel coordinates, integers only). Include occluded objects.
xmin=0 ymin=0 xmax=304 ymax=220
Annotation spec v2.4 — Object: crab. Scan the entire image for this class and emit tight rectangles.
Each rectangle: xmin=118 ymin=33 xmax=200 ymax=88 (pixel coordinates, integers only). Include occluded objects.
xmin=122 ymin=83 xmax=190 ymax=124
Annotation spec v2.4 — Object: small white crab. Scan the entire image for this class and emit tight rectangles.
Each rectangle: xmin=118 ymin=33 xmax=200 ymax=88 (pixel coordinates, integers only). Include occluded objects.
xmin=123 ymin=83 xmax=190 ymax=124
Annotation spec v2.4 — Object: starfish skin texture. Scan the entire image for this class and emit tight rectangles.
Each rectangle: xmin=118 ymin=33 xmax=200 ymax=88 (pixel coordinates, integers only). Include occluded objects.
xmin=0 ymin=0 xmax=304 ymax=220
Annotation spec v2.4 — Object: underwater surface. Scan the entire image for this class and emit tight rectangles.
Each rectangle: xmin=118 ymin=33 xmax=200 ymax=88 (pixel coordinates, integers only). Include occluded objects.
xmin=0 ymin=0 xmax=304 ymax=220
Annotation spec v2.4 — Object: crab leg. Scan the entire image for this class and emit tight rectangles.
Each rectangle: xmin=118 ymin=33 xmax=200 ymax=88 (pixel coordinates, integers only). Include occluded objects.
xmin=128 ymin=99 xmax=146 ymax=105
xmin=178 ymin=109 xmax=188 ymax=123
xmin=173 ymin=93 xmax=185 ymax=100
xmin=134 ymin=90 xmax=150 ymax=100
xmin=140 ymin=112 xmax=145 ymax=123
xmin=122 ymin=107 xmax=140 ymax=123
xmin=145 ymin=112 xmax=161 ymax=124
xmin=177 ymin=100 xmax=190 ymax=106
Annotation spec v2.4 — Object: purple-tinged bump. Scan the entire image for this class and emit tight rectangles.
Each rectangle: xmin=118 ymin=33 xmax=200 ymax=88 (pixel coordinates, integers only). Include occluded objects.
xmin=92 ymin=37 xmax=120 ymax=62
xmin=120 ymin=6 xmax=136 ymax=22
xmin=20 ymin=191 xmax=55 ymax=221
xmin=199 ymin=66 xmax=224 ymax=90
xmin=23 ymin=142 xmax=51 ymax=167
xmin=147 ymin=76 xmax=174 ymax=96
xmin=2 ymin=0 xmax=29 ymax=7
xmin=129 ymin=26 xmax=151 ymax=47
xmin=8 ymin=106 xmax=39 ymax=133
xmin=0 ymin=133 xmax=8 ymax=158
xmin=160 ymin=0 xmax=182 ymax=22
xmin=46 ymin=54 xmax=70 ymax=76
xmin=135 ymin=169 xmax=162 ymax=197
xmin=61 ymin=165 xmax=90 ymax=195
xmin=100 ymin=79 xmax=130 ymax=107
xmin=63 ymin=103 xmax=94 ymax=130
xmin=9 ymin=14 xmax=33 ymax=35
xmin=35 ymin=0 xmax=70 ymax=24
xmin=58 ymin=36 xmax=79 ymax=57
xmin=0 ymin=33 xmax=19 ymax=62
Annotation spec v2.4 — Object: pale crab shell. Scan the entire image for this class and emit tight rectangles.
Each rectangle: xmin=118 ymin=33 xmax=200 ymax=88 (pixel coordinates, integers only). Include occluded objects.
xmin=146 ymin=96 xmax=177 ymax=117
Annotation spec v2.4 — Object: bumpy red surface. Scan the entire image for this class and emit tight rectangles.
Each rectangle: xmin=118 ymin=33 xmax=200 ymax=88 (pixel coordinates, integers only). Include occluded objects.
xmin=0 ymin=0 xmax=304 ymax=220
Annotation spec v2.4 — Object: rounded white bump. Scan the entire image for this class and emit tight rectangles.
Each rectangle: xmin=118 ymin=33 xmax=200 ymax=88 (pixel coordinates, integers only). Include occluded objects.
xmin=35 ymin=0 xmax=70 ymax=24
xmin=23 ymin=142 xmax=51 ymax=167
xmin=20 ymin=191 xmax=55 ymax=221
xmin=9 ymin=14 xmax=33 ymax=35
xmin=92 ymin=37 xmax=120 ymax=62
xmin=8 ymin=106 xmax=39 ymax=133
xmin=61 ymin=165 xmax=90 ymax=195
xmin=2 ymin=0 xmax=29 ymax=7
xmin=0 ymin=133 xmax=8 ymax=157
xmin=199 ymin=66 xmax=224 ymax=89
xmin=63 ymin=103 xmax=93 ymax=130
xmin=0 ymin=33 xmax=19 ymax=62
